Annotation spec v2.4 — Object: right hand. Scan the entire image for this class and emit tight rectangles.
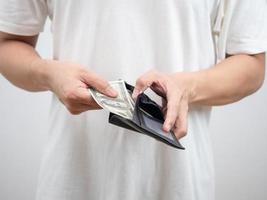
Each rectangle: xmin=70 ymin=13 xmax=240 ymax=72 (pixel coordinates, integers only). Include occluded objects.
xmin=42 ymin=59 xmax=118 ymax=115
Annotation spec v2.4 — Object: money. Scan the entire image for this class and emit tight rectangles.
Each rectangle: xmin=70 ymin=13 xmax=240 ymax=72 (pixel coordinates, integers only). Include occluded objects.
xmin=89 ymin=80 xmax=135 ymax=119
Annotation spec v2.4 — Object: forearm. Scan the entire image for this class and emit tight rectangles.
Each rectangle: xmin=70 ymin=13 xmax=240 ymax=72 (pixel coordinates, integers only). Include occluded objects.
xmin=190 ymin=54 xmax=265 ymax=106
xmin=0 ymin=39 xmax=50 ymax=92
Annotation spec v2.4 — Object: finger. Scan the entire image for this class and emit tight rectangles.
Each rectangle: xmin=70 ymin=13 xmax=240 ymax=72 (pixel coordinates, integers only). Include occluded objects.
xmin=163 ymin=92 xmax=181 ymax=132
xmin=75 ymin=87 xmax=99 ymax=106
xmin=63 ymin=87 xmax=101 ymax=109
xmin=66 ymin=103 xmax=90 ymax=115
xmin=162 ymin=107 xmax=167 ymax=120
xmin=150 ymin=82 xmax=166 ymax=98
xmin=66 ymin=97 xmax=102 ymax=114
xmin=173 ymin=97 xmax=189 ymax=139
xmin=82 ymin=71 xmax=118 ymax=98
xmin=162 ymin=98 xmax=167 ymax=109
xmin=132 ymin=70 xmax=157 ymax=99
xmin=161 ymin=98 xmax=168 ymax=119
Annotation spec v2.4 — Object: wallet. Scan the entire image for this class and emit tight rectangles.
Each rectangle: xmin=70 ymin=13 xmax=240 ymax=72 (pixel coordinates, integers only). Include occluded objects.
xmin=109 ymin=82 xmax=185 ymax=150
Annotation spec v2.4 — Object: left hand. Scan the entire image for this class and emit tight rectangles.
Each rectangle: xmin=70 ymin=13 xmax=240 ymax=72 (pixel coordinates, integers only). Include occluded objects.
xmin=132 ymin=69 xmax=196 ymax=139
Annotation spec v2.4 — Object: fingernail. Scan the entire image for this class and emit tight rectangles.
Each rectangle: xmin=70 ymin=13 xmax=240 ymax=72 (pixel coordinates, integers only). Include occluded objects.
xmin=163 ymin=123 xmax=171 ymax=132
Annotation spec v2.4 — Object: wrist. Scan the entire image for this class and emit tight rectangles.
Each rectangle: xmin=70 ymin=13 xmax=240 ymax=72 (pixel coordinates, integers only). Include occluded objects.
xmin=186 ymin=70 xmax=208 ymax=105
xmin=172 ymin=71 xmax=201 ymax=105
xmin=29 ymin=58 xmax=54 ymax=91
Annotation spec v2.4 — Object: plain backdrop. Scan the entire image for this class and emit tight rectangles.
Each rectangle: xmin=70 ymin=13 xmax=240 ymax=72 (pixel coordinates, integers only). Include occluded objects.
xmin=0 ymin=21 xmax=266 ymax=200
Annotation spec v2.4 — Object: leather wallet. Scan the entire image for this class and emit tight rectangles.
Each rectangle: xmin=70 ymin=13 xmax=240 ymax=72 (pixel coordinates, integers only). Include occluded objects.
xmin=109 ymin=82 xmax=185 ymax=150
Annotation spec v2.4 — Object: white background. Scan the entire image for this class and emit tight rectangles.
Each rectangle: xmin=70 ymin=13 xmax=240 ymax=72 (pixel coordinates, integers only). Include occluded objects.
xmin=0 ymin=21 xmax=266 ymax=200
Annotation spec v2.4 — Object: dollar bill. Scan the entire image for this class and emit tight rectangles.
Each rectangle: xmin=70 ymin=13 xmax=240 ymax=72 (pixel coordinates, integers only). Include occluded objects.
xmin=89 ymin=80 xmax=135 ymax=119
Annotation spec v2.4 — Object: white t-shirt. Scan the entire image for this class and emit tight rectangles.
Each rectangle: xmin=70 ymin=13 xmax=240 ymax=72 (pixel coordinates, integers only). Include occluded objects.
xmin=1 ymin=0 xmax=267 ymax=200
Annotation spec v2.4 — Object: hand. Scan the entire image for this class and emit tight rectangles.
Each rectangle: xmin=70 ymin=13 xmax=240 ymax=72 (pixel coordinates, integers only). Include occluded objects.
xmin=43 ymin=60 xmax=118 ymax=115
xmin=132 ymin=70 xmax=196 ymax=139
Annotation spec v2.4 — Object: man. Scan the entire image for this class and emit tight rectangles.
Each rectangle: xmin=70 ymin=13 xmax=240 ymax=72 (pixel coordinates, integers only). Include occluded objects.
xmin=0 ymin=0 xmax=266 ymax=200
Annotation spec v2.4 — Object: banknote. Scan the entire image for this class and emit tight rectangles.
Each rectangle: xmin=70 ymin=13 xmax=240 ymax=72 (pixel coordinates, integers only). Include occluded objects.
xmin=89 ymin=80 xmax=135 ymax=119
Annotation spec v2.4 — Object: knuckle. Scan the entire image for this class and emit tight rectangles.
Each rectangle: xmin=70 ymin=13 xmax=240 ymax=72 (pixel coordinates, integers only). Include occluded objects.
xmin=64 ymin=90 xmax=77 ymax=101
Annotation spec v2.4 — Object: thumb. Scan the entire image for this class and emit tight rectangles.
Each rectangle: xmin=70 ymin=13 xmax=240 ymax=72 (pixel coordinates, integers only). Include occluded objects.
xmin=82 ymin=71 xmax=118 ymax=97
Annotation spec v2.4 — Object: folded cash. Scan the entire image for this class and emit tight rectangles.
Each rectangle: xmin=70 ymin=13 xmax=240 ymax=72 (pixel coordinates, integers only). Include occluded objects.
xmin=89 ymin=80 xmax=135 ymax=119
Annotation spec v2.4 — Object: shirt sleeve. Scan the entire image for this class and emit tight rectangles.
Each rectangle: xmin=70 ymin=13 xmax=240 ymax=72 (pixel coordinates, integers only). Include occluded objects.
xmin=214 ymin=0 xmax=267 ymax=59
xmin=0 ymin=0 xmax=48 ymax=36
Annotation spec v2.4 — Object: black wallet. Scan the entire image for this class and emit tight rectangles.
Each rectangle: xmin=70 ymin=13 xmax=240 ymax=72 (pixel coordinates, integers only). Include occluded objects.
xmin=108 ymin=82 xmax=185 ymax=150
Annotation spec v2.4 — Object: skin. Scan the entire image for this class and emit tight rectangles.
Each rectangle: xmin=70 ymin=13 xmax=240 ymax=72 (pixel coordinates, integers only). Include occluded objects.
xmin=0 ymin=32 xmax=118 ymax=114
xmin=0 ymin=32 xmax=265 ymax=139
